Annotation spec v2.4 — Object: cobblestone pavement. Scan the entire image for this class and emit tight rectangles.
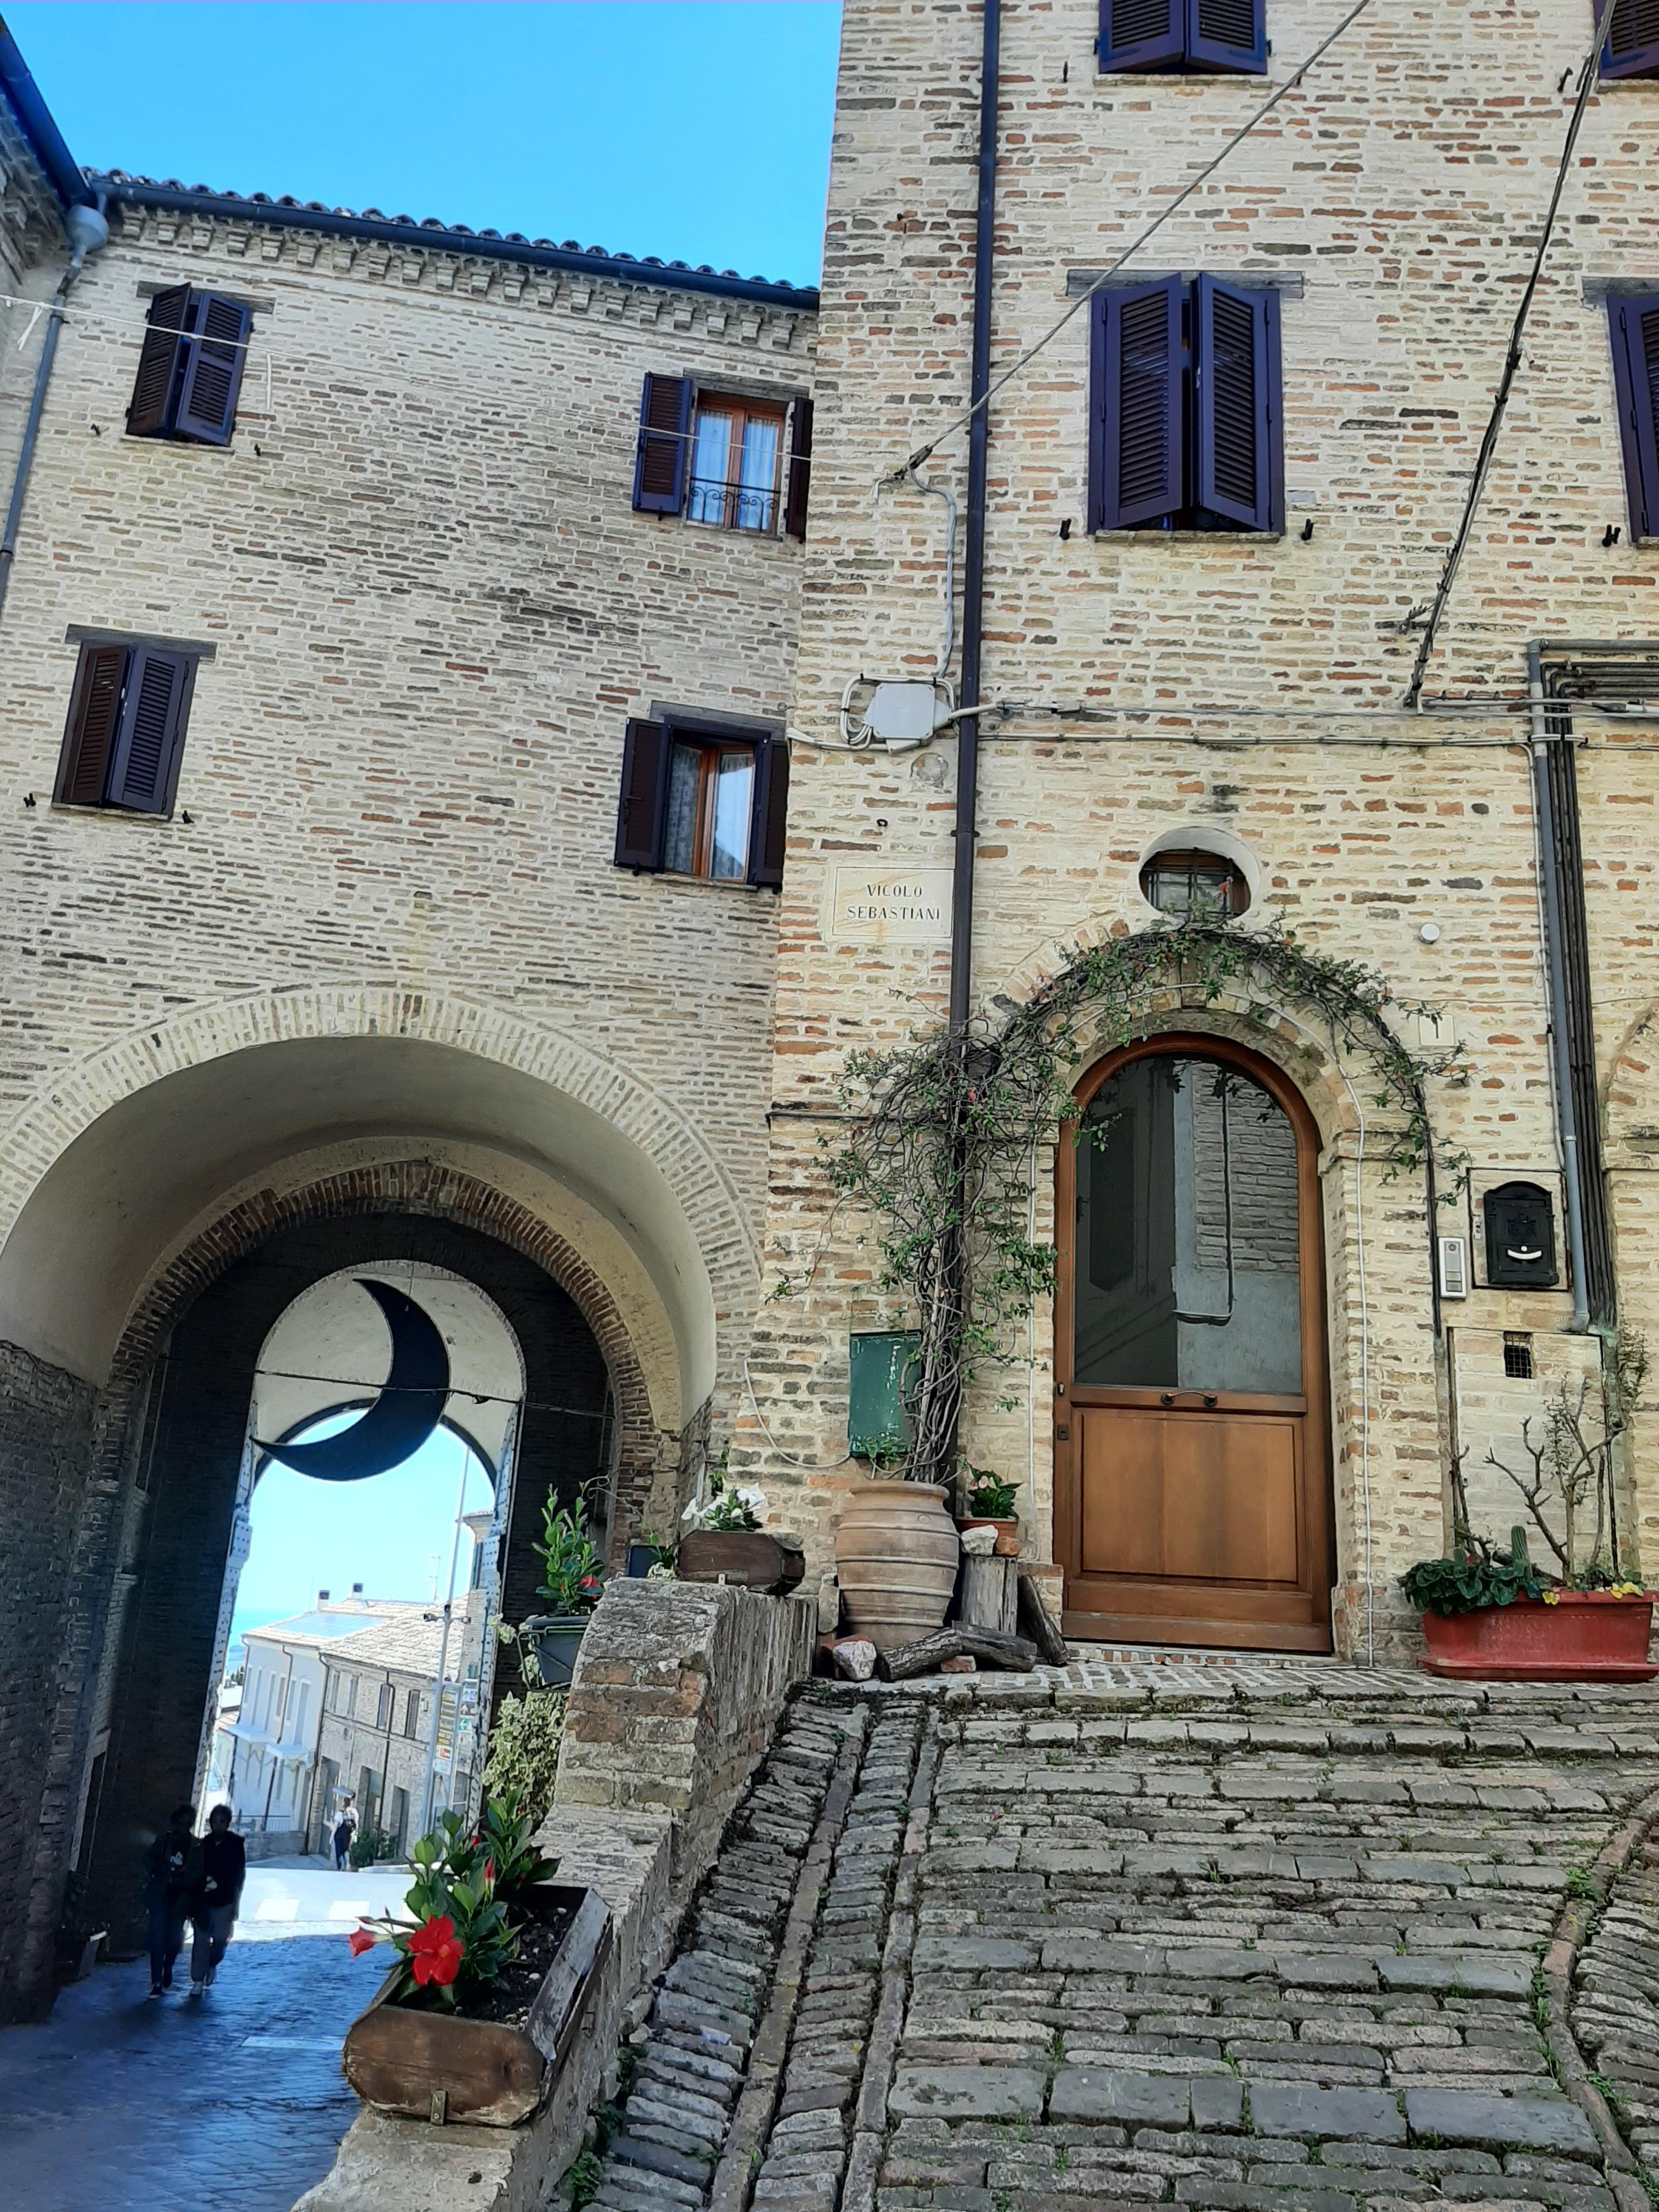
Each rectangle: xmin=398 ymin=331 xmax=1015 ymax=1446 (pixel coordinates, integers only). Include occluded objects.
xmin=0 ymin=1934 xmax=363 ymax=2211
xmin=577 ymin=1662 xmax=1659 ymax=2212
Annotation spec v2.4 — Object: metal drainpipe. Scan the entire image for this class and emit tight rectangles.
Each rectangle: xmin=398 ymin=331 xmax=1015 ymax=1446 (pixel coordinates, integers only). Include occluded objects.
xmin=1527 ymin=640 xmax=1592 ymax=1334
xmin=0 ymin=199 xmax=108 ymax=630
xmin=947 ymin=0 xmax=1001 ymax=1037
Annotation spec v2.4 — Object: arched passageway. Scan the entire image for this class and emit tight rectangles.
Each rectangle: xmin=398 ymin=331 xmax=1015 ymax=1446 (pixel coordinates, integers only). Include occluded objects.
xmin=78 ymin=1209 xmax=611 ymax=1950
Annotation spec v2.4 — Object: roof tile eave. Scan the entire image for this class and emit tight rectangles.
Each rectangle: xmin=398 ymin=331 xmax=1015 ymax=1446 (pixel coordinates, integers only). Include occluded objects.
xmin=86 ymin=171 xmax=821 ymax=313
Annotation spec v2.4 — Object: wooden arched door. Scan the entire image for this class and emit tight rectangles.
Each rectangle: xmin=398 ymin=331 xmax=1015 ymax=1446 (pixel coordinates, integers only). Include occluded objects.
xmin=1054 ymin=1034 xmax=1334 ymax=1651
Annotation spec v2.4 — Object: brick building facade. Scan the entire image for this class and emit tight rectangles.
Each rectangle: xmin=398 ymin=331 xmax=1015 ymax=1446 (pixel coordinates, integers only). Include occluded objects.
xmin=4 ymin=1 xmax=1659 ymax=2019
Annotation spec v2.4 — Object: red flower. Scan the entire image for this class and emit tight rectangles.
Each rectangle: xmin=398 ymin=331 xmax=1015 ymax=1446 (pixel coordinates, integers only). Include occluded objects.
xmin=348 ymin=1926 xmax=379 ymax=1959
xmin=483 ymin=1859 xmax=495 ymax=1884
xmin=407 ymin=1914 xmax=466 ymax=1989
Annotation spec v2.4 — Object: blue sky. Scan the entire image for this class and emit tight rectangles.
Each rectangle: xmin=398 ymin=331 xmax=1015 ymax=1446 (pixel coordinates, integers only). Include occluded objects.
xmin=9 ymin=3 xmax=840 ymax=286
xmin=233 ymin=1420 xmax=493 ymax=1646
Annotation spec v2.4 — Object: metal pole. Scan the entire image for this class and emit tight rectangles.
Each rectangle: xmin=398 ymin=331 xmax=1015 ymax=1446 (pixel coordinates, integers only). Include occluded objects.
xmin=416 ymin=1444 xmax=472 ymax=1833
xmin=1528 ymin=641 xmax=1590 ymax=1334
xmin=947 ymin=0 xmax=1000 ymax=1037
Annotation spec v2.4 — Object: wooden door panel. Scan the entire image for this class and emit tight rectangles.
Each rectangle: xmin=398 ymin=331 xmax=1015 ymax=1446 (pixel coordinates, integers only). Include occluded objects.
xmin=1079 ymin=1407 xmax=1300 ymax=1585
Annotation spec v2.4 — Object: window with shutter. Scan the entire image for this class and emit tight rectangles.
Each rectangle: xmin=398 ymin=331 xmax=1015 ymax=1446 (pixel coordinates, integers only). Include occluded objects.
xmin=127 ymin=287 xmax=251 ymax=445
xmin=1099 ymin=0 xmax=1263 ymax=70
xmin=633 ymin=374 xmax=693 ymax=514
xmin=1609 ymin=295 xmax=1659 ymax=541
xmin=1090 ymin=275 xmax=1282 ymax=535
xmin=614 ymin=718 xmax=785 ymax=887
xmin=54 ymin=640 xmax=199 ymax=816
xmin=1603 ymin=0 xmax=1659 ymax=77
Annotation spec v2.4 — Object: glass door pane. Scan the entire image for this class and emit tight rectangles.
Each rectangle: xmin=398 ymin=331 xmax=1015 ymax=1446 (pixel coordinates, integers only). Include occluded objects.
xmin=709 ymin=751 xmax=753 ymax=879
xmin=1074 ymin=1054 xmax=1301 ymax=1392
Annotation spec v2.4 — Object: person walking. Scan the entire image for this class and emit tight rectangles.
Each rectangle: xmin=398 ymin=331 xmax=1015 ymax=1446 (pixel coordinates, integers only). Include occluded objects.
xmin=143 ymin=1803 xmax=196 ymax=1997
xmin=185 ymin=1804 xmax=245 ymax=1997
xmin=331 ymin=1795 xmax=357 ymax=1872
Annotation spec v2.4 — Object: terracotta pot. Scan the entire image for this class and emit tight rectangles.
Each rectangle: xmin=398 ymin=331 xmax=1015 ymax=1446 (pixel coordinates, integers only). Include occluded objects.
xmin=836 ymin=1481 xmax=959 ymax=1652
xmin=1419 ymin=1592 xmax=1657 ymax=1681
xmin=958 ymin=1515 xmax=1020 ymax=1558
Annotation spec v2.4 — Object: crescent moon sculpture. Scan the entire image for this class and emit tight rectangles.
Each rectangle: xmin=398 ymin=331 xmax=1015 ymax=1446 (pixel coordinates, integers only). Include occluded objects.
xmin=256 ymin=1279 xmax=451 ymax=1482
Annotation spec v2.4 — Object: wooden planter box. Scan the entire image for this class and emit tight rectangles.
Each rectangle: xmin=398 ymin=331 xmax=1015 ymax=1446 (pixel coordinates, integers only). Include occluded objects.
xmin=677 ymin=1530 xmax=805 ymax=1595
xmin=342 ymin=1884 xmax=611 ymax=2126
xmin=1420 ymin=1592 xmax=1658 ymax=1681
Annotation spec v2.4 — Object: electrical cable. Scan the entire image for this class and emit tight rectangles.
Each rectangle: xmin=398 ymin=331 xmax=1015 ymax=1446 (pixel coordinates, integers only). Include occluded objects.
xmin=743 ymin=1351 xmax=855 ymax=1472
xmin=889 ymin=0 xmax=1375 ymax=480
xmin=1402 ymin=0 xmax=1622 ymax=708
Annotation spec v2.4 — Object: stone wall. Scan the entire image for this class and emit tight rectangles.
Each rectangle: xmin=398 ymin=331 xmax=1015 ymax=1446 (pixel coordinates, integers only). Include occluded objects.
xmin=296 ymin=1576 xmax=817 ymax=2211
xmin=0 ymin=1341 xmax=97 ymax=2019
xmin=555 ymin=1578 xmax=820 ymax=1891
xmin=736 ymin=0 xmax=1659 ymax=1653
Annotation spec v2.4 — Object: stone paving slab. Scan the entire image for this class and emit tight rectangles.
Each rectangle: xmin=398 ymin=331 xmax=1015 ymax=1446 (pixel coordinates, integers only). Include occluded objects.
xmin=570 ymin=1662 xmax=1659 ymax=2212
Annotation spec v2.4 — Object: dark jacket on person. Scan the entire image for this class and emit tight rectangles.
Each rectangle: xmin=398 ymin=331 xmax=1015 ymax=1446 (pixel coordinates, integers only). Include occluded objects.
xmin=189 ymin=1830 xmax=246 ymax=1918
xmin=143 ymin=1829 xmax=194 ymax=1906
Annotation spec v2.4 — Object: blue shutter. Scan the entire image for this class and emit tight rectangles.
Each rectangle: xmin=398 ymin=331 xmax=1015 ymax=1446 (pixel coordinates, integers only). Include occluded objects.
xmin=1090 ymin=278 xmax=1183 ymax=531
xmin=748 ymin=737 xmax=790 ymax=889
xmin=1099 ymin=0 xmax=1184 ymax=70
xmin=1609 ymin=296 xmax=1659 ymax=542
xmin=1187 ymin=0 xmax=1266 ymax=72
xmin=632 ymin=375 xmax=692 ymax=515
xmin=106 ymin=647 xmax=194 ymax=815
xmin=1194 ymin=275 xmax=1282 ymax=533
xmin=175 ymin=294 xmax=250 ymax=445
xmin=1603 ymin=0 xmax=1659 ymax=78
xmin=614 ymin=719 xmax=672 ymax=870
xmin=126 ymin=286 xmax=192 ymax=437
xmin=55 ymin=644 xmax=128 ymax=806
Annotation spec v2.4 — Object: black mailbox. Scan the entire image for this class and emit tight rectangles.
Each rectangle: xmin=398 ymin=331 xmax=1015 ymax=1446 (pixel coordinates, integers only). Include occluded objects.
xmin=1483 ymin=1181 xmax=1559 ymax=1289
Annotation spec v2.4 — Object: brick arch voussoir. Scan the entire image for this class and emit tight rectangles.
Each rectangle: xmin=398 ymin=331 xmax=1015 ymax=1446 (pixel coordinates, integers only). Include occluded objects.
xmin=106 ymin=1161 xmax=658 ymax=1486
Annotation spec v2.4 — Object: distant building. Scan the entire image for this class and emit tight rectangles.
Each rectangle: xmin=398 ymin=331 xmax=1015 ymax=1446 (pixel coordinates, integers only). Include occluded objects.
xmin=312 ymin=1598 xmax=487 ymax=1862
xmin=209 ymin=1592 xmax=423 ymax=1857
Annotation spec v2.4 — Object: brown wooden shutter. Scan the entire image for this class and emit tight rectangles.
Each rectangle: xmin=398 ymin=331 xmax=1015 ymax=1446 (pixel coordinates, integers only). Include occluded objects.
xmin=784 ymin=397 xmax=814 ymax=539
xmin=55 ymin=644 xmax=127 ymax=805
xmin=614 ymin=719 xmax=672 ymax=869
xmin=106 ymin=647 xmax=195 ymax=814
xmin=127 ymin=285 xmax=193 ymax=437
xmin=1610 ymin=296 xmax=1659 ymax=541
xmin=1090 ymin=278 xmax=1183 ymax=531
xmin=1604 ymin=0 xmax=1659 ymax=77
xmin=1187 ymin=0 xmax=1266 ymax=71
xmin=748 ymin=737 xmax=789 ymax=890
xmin=176 ymin=294 xmax=250 ymax=444
xmin=632 ymin=375 xmax=692 ymax=515
xmin=1194 ymin=275 xmax=1282 ymax=533
xmin=1099 ymin=0 xmax=1183 ymax=70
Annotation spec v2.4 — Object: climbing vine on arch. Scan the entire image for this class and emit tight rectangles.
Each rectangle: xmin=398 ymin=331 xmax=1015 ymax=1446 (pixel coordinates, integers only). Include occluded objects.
xmin=781 ymin=916 xmax=1467 ymax=1489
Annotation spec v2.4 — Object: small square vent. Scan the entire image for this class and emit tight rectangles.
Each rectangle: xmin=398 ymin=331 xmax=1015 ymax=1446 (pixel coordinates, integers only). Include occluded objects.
xmin=1438 ymin=1235 xmax=1469 ymax=1300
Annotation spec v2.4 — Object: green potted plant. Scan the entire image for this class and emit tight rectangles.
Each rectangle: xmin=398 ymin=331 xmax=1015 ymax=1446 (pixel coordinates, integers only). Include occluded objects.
xmin=343 ymin=1799 xmax=610 ymax=2126
xmin=503 ymin=1491 xmax=604 ymax=1689
xmin=956 ymin=1462 xmax=1020 ymax=1556
xmin=1405 ymin=1332 xmax=1656 ymax=1681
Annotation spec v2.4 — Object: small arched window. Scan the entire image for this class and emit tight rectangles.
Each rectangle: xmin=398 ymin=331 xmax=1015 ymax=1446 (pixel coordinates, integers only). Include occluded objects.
xmin=1139 ymin=847 xmax=1250 ymax=921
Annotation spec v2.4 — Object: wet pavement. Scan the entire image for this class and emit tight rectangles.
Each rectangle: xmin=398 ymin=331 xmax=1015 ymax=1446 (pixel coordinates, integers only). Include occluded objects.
xmin=0 ymin=1931 xmax=380 ymax=2211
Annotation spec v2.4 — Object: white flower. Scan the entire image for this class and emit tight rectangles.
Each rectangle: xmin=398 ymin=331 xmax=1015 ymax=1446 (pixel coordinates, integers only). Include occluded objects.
xmin=735 ymin=1486 xmax=768 ymax=1517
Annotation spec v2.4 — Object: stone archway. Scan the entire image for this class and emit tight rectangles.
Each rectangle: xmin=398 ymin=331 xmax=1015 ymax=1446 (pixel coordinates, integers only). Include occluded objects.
xmin=74 ymin=1201 xmax=616 ymax=1959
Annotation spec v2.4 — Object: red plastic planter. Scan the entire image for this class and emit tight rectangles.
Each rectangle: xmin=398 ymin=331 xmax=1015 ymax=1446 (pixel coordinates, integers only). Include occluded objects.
xmin=1419 ymin=1592 xmax=1658 ymax=1681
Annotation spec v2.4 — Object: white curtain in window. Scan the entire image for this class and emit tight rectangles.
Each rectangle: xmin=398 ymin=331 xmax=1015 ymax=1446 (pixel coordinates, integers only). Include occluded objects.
xmin=737 ymin=417 xmax=779 ymax=532
xmin=710 ymin=752 xmax=753 ymax=880
xmin=687 ymin=410 xmax=733 ymax=524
